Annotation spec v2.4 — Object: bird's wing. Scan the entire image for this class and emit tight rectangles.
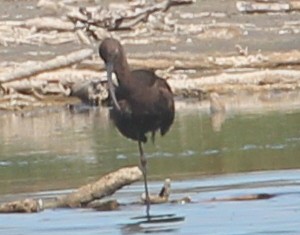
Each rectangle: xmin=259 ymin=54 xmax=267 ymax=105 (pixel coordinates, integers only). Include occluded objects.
xmin=131 ymin=70 xmax=157 ymax=87
xmin=155 ymin=80 xmax=175 ymax=136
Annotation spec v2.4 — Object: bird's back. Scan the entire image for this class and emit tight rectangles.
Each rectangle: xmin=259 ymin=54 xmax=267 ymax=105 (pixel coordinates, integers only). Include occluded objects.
xmin=111 ymin=70 xmax=175 ymax=143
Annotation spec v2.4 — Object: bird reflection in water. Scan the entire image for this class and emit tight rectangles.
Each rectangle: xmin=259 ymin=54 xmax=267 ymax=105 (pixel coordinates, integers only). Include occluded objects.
xmin=209 ymin=92 xmax=226 ymax=132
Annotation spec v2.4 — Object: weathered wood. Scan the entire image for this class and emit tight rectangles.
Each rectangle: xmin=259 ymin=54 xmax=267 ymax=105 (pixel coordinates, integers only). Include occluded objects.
xmin=129 ymin=50 xmax=300 ymax=70
xmin=290 ymin=1 xmax=300 ymax=10
xmin=70 ymin=80 xmax=108 ymax=105
xmin=0 ymin=166 xmax=142 ymax=213
xmin=236 ymin=1 xmax=290 ymax=13
xmin=169 ymin=69 xmax=300 ymax=96
xmin=1 ymin=49 xmax=300 ymax=108
xmin=2 ymin=80 xmax=47 ymax=93
xmin=0 ymin=49 xmax=93 ymax=84
xmin=67 ymin=0 xmax=194 ymax=31
xmin=141 ymin=178 xmax=171 ymax=204
xmin=25 ymin=17 xmax=75 ymax=31
xmin=0 ymin=199 xmax=43 ymax=213
xmin=4 ymin=50 xmax=300 ymax=80
xmin=55 ymin=166 xmax=142 ymax=208
xmin=237 ymin=1 xmax=300 ymax=13
xmin=88 ymin=200 xmax=120 ymax=211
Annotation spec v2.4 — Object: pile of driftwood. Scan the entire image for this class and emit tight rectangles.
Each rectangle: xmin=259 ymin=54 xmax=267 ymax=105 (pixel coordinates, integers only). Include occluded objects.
xmin=2 ymin=46 xmax=300 ymax=110
xmin=0 ymin=0 xmax=194 ymax=46
xmin=1 ymin=0 xmax=300 ymax=111
xmin=0 ymin=0 xmax=195 ymax=110
xmin=0 ymin=48 xmax=104 ymax=110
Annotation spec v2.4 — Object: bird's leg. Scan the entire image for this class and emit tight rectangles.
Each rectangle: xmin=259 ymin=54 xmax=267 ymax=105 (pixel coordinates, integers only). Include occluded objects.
xmin=138 ymin=140 xmax=151 ymax=219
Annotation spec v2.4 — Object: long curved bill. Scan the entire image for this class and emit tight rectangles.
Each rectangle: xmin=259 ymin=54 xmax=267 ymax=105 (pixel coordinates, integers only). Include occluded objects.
xmin=106 ymin=62 xmax=121 ymax=110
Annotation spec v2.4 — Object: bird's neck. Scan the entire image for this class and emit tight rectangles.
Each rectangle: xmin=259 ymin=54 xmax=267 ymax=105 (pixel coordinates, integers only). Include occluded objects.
xmin=113 ymin=55 xmax=133 ymax=89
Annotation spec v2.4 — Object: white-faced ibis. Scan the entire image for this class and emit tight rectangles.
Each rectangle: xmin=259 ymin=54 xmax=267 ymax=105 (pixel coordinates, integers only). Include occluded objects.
xmin=99 ymin=38 xmax=175 ymax=218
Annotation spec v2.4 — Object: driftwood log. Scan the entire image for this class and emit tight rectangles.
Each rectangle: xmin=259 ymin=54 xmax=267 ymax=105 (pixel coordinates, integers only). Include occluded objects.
xmin=127 ymin=50 xmax=300 ymax=70
xmin=0 ymin=167 xmax=190 ymax=213
xmin=236 ymin=1 xmax=300 ymax=13
xmin=169 ymin=69 xmax=300 ymax=97
xmin=0 ymin=166 xmax=142 ymax=213
xmin=0 ymin=199 xmax=43 ymax=213
xmin=0 ymin=48 xmax=93 ymax=84
xmin=2 ymin=49 xmax=300 ymax=109
xmin=54 ymin=166 xmax=142 ymax=208
xmin=0 ymin=49 xmax=96 ymax=110
xmin=3 ymin=49 xmax=300 ymax=85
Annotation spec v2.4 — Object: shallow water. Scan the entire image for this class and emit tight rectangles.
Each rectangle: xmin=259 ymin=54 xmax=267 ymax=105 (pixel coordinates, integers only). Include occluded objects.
xmin=0 ymin=101 xmax=300 ymax=234
xmin=1 ymin=102 xmax=300 ymax=195
xmin=1 ymin=170 xmax=300 ymax=235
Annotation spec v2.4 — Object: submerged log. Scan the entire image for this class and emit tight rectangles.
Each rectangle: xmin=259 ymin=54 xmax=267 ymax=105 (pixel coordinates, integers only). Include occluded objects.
xmin=209 ymin=193 xmax=276 ymax=202
xmin=0 ymin=166 xmax=142 ymax=213
xmin=89 ymin=199 xmax=120 ymax=211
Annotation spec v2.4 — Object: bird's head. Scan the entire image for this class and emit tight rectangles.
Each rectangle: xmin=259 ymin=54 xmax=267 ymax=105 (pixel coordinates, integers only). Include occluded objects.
xmin=99 ymin=38 xmax=122 ymax=67
xmin=99 ymin=38 xmax=123 ymax=110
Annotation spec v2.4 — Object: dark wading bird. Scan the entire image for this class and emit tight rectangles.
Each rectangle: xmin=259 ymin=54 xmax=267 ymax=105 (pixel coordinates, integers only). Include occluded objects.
xmin=99 ymin=38 xmax=175 ymax=218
